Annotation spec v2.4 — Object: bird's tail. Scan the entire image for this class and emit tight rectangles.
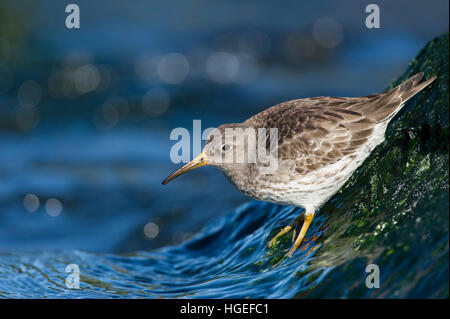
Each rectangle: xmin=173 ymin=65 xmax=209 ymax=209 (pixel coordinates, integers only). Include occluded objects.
xmin=395 ymin=72 xmax=437 ymax=103
xmin=352 ymin=72 xmax=437 ymax=122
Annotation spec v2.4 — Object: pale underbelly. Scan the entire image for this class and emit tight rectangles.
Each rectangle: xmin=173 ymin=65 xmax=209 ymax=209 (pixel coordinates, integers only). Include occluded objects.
xmin=235 ymin=123 xmax=387 ymax=210
xmin=248 ymin=144 xmax=377 ymax=209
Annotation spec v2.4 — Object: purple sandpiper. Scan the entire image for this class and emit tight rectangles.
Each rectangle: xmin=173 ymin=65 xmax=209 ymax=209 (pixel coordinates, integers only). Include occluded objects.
xmin=163 ymin=73 xmax=436 ymax=258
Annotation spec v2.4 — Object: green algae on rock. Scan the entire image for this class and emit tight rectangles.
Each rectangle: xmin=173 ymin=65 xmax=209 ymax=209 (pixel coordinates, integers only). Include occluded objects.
xmin=269 ymin=34 xmax=449 ymax=298
xmin=0 ymin=33 xmax=447 ymax=299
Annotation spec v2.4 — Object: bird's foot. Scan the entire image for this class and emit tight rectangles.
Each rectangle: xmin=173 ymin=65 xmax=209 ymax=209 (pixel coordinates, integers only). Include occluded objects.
xmin=284 ymin=212 xmax=315 ymax=258
xmin=268 ymin=211 xmax=315 ymax=266
xmin=267 ymin=214 xmax=304 ymax=248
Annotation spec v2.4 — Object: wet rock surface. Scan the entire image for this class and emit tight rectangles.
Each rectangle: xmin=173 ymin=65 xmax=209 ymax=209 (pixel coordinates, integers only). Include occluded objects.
xmin=0 ymin=34 xmax=448 ymax=298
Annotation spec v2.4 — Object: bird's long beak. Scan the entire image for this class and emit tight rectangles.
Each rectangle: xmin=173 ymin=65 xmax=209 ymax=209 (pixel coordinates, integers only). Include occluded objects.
xmin=162 ymin=151 xmax=207 ymax=185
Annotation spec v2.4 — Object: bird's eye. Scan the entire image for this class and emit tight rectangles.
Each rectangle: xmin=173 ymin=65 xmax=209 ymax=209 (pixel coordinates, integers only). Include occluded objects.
xmin=221 ymin=144 xmax=231 ymax=152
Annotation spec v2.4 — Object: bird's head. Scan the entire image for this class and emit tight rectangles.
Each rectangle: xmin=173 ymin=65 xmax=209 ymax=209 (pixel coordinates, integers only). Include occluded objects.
xmin=162 ymin=123 xmax=253 ymax=185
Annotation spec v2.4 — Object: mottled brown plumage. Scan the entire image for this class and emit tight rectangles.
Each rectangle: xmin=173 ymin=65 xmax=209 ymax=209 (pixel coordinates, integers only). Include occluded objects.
xmin=163 ymin=72 xmax=436 ymax=259
xmin=245 ymin=72 xmax=435 ymax=177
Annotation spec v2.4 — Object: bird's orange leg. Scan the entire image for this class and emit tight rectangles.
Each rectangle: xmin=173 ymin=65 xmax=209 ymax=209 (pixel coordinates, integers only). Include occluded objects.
xmin=267 ymin=213 xmax=304 ymax=248
xmin=285 ymin=211 xmax=315 ymax=258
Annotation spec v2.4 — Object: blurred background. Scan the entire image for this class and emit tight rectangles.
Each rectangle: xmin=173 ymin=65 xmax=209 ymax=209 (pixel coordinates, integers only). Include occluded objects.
xmin=0 ymin=0 xmax=448 ymax=254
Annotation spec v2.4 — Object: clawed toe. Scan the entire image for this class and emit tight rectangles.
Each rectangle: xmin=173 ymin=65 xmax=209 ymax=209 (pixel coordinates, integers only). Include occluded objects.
xmin=267 ymin=225 xmax=292 ymax=248
xmin=267 ymin=214 xmax=304 ymax=248
xmin=268 ymin=211 xmax=315 ymax=262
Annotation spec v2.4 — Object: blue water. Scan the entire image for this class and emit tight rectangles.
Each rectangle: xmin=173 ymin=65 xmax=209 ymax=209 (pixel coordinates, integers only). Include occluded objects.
xmin=0 ymin=0 xmax=448 ymax=298
xmin=1 ymin=203 xmax=327 ymax=298
xmin=0 ymin=118 xmax=447 ymax=298
xmin=1 ymin=190 xmax=447 ymax=298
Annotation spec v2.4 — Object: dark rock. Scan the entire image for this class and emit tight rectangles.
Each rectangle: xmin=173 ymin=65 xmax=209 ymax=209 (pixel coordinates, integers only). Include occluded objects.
xmin=293 ymin=33 xmax=449 ymax=298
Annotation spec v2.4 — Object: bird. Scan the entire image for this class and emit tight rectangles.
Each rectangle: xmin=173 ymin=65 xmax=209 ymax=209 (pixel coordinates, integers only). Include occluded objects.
xmin=162 ymin=73 xmax=436 ymax=259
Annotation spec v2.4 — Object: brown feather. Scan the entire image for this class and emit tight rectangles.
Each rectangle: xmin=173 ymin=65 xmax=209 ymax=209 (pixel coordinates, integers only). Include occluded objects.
xmin=244 ymin=73 xmax=436 ymax=175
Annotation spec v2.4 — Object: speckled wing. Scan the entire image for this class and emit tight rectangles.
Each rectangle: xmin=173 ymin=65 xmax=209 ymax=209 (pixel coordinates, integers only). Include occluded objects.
xmin=246 ymin=97 xmax=378 ymax=174
xmin=245 ymin=73 xmax=435 ymax=175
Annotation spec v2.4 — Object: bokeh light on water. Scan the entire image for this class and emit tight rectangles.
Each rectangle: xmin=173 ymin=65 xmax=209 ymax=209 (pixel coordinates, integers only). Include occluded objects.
xmin=23 ymin=194 xmax=40 ymax=213
xmin=0 ymin=0 xmax=447 ymax=298
xmin=142 ymin=88 xmax=170 ymax=117
xmin=143 ymin=222 xmax=159 ymax=239
xmin=17 ymin=80 xmax=42 ymax=109
xmin=157 ymin=53 xmax=190 ymax=84
xmin=313 ymin=17 xmax=344 ymax=48
xmin=45 ymin=198 xmax=62 ymax=217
